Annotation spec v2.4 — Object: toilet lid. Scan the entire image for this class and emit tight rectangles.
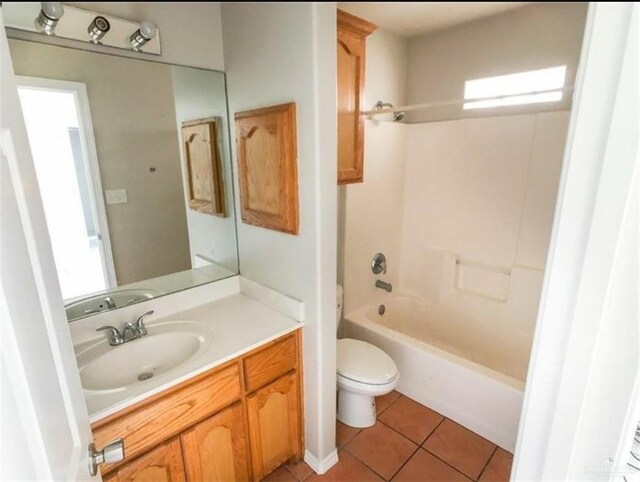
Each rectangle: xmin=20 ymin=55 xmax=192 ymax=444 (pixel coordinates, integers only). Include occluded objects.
xmin=337 ymin=338 xmax=398 ymax=385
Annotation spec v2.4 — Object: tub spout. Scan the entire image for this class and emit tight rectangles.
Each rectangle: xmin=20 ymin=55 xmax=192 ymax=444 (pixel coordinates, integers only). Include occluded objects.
xmin=375 ymin=280 xmax=392 ymax=292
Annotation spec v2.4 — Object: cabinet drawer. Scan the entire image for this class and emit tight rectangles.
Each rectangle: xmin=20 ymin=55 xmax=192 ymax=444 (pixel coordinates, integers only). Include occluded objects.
xmin=243 ymin=334 xmax=297 ymax=392
xmin=94 ymin=363 xmax=241 ymax=473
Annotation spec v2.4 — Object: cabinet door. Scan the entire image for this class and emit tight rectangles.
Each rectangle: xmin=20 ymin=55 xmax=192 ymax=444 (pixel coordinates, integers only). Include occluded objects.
xmin=337 ymin=9 xmax=376 ymax=185
xmin=247 ymin=372 xmax=302 ymax=480
xmin=181 ymin=402 xmax=250 ymax=482
xmin=103 ymin=437 xmax=186 ymax=482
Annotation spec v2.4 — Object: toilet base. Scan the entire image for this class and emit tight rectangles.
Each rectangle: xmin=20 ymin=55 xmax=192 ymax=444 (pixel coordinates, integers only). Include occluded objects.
xmin=337 ymin=389 xmax=377 ymax=428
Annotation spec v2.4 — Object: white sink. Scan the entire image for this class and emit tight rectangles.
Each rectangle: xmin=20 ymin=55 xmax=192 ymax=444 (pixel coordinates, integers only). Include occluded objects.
xmin=76 ymin=321 xmax=213 ymax=392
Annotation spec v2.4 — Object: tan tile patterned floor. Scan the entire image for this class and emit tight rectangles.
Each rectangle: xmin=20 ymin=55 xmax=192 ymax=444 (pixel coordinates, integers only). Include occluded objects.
xmin=263 ymin=391 xmax=513 ymax=481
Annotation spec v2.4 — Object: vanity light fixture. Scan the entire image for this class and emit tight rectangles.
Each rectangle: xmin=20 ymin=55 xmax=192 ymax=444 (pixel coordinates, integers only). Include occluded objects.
xmin=129 ymin=21 xmax=157 ymax=51
xmin=87 ymin=16 xmax=111 ymax=44
xmin=35 ymin=2 xmax=64 ymax=36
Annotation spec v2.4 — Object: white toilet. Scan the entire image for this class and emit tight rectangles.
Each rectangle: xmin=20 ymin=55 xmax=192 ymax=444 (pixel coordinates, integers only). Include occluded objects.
xmin=336 ymin=285 xmax=399 ymax=428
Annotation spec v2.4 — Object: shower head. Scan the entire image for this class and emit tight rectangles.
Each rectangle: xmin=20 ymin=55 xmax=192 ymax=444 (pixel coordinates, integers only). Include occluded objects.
xmin=374 ymin=100 xmax=405 ymax=122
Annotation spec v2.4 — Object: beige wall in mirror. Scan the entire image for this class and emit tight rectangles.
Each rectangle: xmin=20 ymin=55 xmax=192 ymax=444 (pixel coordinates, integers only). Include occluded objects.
xmin=8 ymin=39 xmax=239 ymax=321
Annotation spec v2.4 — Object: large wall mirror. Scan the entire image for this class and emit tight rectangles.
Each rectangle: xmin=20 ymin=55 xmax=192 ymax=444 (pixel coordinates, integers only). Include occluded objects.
xmin=7 ymin=38 xmax=239 ymax=321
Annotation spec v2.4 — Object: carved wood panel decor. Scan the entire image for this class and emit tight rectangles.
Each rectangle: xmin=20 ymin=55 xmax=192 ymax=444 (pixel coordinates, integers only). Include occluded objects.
xmin=182 ymin=117 xmax=226 ymax=217
xmin=234 ymin=103 xmax=299 ymax=235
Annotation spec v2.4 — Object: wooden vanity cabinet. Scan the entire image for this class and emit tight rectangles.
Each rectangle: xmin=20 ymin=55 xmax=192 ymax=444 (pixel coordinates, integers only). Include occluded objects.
xmin=337 ymin=9 xmax=376 ymax=184
xmin=103 ymin=437 xmax=186 ymax=482
xmin=94 ymin=330 xmax=303 ymax=482
xmin=247 ymin=372 xmax=302 ymax=480
xmin=181 ymin=402 xmax=250 ymax=481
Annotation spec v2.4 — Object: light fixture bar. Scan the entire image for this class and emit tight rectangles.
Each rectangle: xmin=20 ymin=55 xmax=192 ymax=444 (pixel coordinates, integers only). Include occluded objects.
xmin=3 ymin=3 xmax=162 ymax=56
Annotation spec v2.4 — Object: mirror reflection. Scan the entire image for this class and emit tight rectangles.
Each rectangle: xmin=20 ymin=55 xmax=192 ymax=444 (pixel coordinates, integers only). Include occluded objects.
xmin=8 ymin=39 xmax=239 ymax=321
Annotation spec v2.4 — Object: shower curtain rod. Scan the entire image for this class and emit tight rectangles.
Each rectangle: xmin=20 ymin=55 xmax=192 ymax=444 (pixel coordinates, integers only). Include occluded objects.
xmin=361 ymin=85 xmax=575 ymax=117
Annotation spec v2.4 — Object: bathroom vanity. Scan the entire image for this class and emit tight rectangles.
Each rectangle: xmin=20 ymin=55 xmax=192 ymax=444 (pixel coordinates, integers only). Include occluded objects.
xmin=95 ymin=331 xmax=303 ymax=482
xmin=78 ymin=285 xmax=305 ymax=482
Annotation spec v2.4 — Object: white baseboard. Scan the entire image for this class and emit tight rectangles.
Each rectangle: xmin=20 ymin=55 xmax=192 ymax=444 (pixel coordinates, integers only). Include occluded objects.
xmin=304 ymin=449 xmax=339 ymax=475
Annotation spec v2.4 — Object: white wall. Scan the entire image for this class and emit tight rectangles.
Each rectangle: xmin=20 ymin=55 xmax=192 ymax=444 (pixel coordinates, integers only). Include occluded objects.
xmin=339 ymin=28 xmax=408 ymax=314
xmin=221 ymin=2 xmax=338 ymax=469
xmin=399 ymin=112 xmax=569 ymax=334
xmin=405 ymin=3 xmax=587 ymax=122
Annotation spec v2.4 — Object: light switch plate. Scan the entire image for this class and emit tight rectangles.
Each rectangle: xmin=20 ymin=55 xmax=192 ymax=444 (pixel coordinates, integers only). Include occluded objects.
xmin=105 ymin=189 xmax=128 ymax=205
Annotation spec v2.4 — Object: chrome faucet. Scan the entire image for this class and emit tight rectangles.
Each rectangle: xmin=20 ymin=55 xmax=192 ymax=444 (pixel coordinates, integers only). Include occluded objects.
xmin=96 ymin=310 xmax=154 ymax=346
xmin=375 ymin=280 xmax=392 ymax=292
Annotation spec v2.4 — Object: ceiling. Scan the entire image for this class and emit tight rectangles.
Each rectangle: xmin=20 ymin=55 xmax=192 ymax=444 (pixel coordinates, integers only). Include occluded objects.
xmin=337 ymin=2 xmax=530 ymax=37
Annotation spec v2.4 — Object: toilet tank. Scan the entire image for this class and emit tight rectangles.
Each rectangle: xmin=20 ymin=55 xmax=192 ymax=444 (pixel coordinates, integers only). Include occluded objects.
xmin=336 ymin=284 xmax=344 ymax=330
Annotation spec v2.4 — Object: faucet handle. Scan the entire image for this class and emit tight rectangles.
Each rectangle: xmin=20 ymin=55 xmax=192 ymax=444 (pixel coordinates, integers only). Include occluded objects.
xmin=135 ymin=310 xmax=154 ymax=336
xmin=96 ymin=325 xmax=123 ymax=345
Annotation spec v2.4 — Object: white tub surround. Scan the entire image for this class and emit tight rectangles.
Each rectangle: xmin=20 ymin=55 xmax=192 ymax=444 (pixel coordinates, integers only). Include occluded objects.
xmin=344 ymin=294 xmax=527 ymax=451
xmin=70 ymin=276 xmax=304 ymax=422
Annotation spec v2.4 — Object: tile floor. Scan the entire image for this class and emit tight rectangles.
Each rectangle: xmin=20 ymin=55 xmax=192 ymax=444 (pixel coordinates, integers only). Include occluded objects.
xmin=264 ymin=391 xmax=513 ymax=482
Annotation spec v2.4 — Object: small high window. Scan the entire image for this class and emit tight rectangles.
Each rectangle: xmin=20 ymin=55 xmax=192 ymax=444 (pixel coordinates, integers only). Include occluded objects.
xmin=463 ymin=66 xmax=567 ymax=110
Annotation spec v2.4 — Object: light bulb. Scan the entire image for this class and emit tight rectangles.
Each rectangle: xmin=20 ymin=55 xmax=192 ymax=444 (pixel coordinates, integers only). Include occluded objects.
xmin=36 ymin=2 xmax=64 ymax=35
xmin=139 ymin=21 xmax=157 ymax=40
xmin=129 ymin=20 xmax=157 ymax=51
xmin=41 ymin=2 xmax=64 ymax=20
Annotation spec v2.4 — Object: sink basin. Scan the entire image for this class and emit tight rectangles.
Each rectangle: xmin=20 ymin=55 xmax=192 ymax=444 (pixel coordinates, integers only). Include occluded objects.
xmin=76 ymin=321 xmax=213 ymax=392
xmin=65 ymin=288 xmax=163 ymax=320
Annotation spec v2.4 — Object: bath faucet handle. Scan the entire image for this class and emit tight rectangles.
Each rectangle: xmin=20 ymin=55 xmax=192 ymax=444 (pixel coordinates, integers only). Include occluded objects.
xmin=371 ymin=253 xmax=387 ymax=275
xmin=96 ymin=325 xmax=123 ymax=345
xmin=135 ymin=310 xmax=154 ymax=336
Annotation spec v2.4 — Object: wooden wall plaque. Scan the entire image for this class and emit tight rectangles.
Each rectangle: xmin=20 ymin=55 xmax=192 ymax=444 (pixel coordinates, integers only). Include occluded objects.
xmin=182 ymin=117 xmax=226 ymax=217
xmin=234 ymin=103 xmax=299 ymax=235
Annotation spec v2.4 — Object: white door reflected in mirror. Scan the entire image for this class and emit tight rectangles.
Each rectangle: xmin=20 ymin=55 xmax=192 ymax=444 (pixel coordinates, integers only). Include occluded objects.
xmin=17 ymin=79 xmax=115 ymax=300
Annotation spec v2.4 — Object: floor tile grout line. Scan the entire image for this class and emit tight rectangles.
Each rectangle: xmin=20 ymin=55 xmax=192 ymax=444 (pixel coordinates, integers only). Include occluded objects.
xmin=337 ymin=408 xmax=447 ymax=480
xmin=422 ymin=444 xmax=491 ymax=481
xmin=441 ymin=417 xmax=499 ymax=448
xmin=376 ymin=392 xmax=402 ymax=417
xmin=376 ymin=418 xmax=422 ymax=446
xmin=339 ymin=444 xmax=394 ymax=481
xmin=388 ymin=442 xmax=423 ymax=481
xmin=420 ymin=416 xmax=447 ymax=446
xmin=476 ymin=446 xmax=499 ymax=481
xmin=336 ymin=423 xmax=362 ymax=448
xmin=341 ymin=416 xmax=423 ymax=481
xmin=283 ymin=462 xmax=310 ymax=481
xmin=421 ymin=417 xmax=499 ymax=480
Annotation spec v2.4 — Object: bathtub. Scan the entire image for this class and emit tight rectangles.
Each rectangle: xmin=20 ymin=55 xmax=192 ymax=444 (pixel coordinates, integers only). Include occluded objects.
xmin=342 ymin=294 xmax=533 ymax=451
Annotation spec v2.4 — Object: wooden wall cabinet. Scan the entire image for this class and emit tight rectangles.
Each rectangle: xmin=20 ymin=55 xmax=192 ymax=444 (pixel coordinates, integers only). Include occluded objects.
xmin=182 ymin=118 xmax=226 ymax=217
xmin=337 ymin=9 xmax=376 ymax=184
xmin=93 ymin=331 xmax=303 ymax=482
xmin=235 ymin=103 xmax=299 ymax=234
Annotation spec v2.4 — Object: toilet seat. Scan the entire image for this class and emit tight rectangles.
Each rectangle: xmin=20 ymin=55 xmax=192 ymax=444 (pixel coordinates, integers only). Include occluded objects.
xmin=337 ymin=338 xmax=398 ymax=386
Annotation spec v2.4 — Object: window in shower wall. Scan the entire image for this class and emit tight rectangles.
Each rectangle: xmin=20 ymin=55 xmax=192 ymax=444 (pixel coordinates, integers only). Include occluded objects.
xmin=463 ymin=65 xmax=567 ymax=110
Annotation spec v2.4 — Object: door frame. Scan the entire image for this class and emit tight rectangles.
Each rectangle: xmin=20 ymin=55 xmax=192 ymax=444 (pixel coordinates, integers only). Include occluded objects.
xmin=16 ymin=75 xmax=117 ymax=291
xmin=1 ymin=7 xmax=96 ymax=479
xmin=512 ymin=3 xmax=639 ymax=480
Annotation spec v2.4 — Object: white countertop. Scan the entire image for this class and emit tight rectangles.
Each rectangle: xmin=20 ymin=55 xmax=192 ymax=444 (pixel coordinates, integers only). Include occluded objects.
xmin=81 ymin=293 xmax=302 ymax=423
